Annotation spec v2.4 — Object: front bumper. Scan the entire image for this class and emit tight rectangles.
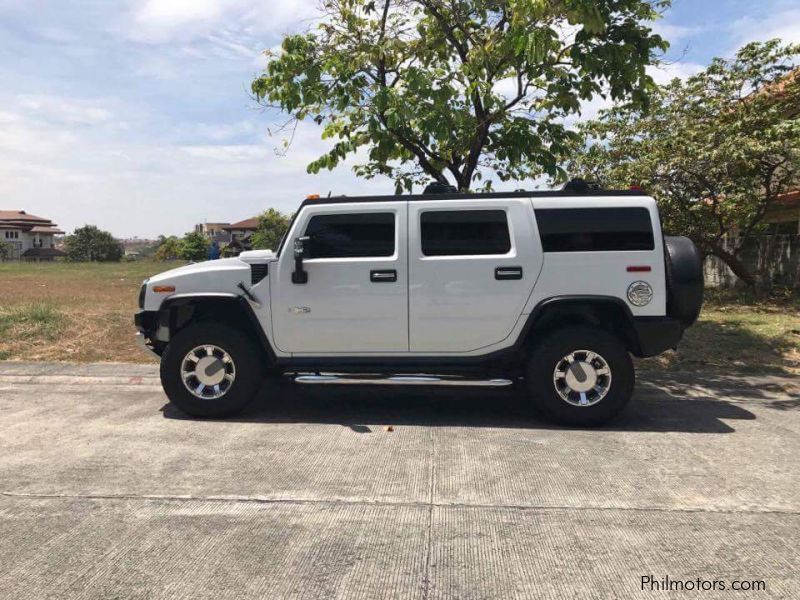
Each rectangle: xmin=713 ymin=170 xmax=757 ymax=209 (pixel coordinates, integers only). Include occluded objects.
xmin=135 ymin=332 xmax=160 ymax=359
xmin=134 ymin=310 xmax=158 ymax=333
xmin=134 ymin=310 xmax=162 ymax=358
xmin=632 ymin=317 xmax=684 ymax=358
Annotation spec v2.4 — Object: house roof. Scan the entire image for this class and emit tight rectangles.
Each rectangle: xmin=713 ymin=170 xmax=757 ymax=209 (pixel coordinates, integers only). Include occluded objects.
xmin=224 ymin=217 xmax=259 ymax=231
xmin=0 ymin=210 xmax=51 ymax=223
xmin=776 ymin=190 xmax=800 ymax=208
xmin=0 ymin=210 xmax=61 ymax=231
xmin=29 ymin=225 xmax=65 ymax=234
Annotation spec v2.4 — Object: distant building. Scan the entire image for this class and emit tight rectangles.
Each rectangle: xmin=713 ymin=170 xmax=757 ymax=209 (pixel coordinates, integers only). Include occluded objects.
xmin=0 ymin=210 xmax=66 ymax=261
xmin=195 ymin=222 xmax=232 ymax=246
xmin=222 ymin=217 xmax=260 ymax=254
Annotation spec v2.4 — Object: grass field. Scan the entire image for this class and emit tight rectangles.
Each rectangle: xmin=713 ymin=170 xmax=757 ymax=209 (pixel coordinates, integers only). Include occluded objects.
xmin=0 ymin=262 xmax=171 ymax=362
xmin=1 ymin=261 xmax=798 ymax=374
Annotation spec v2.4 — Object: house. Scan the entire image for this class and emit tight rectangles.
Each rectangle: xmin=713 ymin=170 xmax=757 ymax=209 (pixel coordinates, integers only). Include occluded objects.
xmin=763 ymin=190 xmax=800 ymax=234
xmin=222 ymin=217 xmax=260 ymax=254
xmin=194 ymin=222 xmax=233 ymax=246
xmin=0 ymin=210 xmax=66 ymax=261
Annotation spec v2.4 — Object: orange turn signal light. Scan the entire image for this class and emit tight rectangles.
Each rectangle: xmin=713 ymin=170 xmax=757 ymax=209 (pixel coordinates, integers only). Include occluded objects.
xmin=152 ymin=285 xmax=176 ymax=293
xmin=306 ymin=194 xmax=321 ymax=200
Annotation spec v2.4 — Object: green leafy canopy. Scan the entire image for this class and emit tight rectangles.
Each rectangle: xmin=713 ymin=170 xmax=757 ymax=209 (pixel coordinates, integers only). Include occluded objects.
xmin=251 ymin=208 xmax=291 ymax=251
xmin=569 ymin=39 xmax=800 ymax=289
xmin=64 ymin=225 xmax=123 ymax=263
xmin=252 ymin=0 xmax=669 ymax=192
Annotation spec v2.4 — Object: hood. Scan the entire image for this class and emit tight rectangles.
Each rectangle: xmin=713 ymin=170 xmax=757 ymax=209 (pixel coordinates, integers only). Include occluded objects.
xmin=147 ymin=258 xmax=248 ymax=285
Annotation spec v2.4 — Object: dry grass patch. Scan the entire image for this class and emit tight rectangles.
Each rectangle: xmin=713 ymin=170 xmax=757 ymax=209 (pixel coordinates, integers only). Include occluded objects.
xmin=639 ymin=293 xmax=800 ymax=375
xmin=0 ymin=261 xmax=180 ymax=363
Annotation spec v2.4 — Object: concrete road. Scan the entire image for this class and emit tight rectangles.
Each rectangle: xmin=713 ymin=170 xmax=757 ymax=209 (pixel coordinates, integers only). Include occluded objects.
xmin=0 ymin=362 xmax=798 ymax=599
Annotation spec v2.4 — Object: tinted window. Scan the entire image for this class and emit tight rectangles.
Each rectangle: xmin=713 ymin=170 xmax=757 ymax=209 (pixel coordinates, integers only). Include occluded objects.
xmin=536 ymin=208 xmax=654 ymax=252
xmin=421 ymin=210 xmax=511 ymax=256
xmin=304 ymin=212 xmax=395 ymax=258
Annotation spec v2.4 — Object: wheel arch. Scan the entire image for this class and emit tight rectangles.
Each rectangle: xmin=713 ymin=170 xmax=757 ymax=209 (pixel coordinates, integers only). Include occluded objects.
xmin=157 ymin=294 xmax=277 ymax=364
xmin=521 ymin=296 xmax=642 ymax=357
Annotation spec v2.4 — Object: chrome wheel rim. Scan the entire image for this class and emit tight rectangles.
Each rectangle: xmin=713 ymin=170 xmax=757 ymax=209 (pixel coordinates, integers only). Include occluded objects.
xmin=181 ymin=345 xmax=236 ymax=400
xmin=553 ymin=350 xmax=611 ymax=407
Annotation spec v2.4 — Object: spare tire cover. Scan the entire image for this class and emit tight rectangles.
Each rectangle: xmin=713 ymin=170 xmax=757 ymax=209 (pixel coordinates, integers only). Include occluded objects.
xmin=664 ymin=236 xmax=704 ymax=326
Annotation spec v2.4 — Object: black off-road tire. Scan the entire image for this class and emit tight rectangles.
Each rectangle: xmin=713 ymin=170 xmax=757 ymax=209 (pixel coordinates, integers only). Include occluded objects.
xmin=526 ymin=326 xmax=634 ymax=426
xmin=160 ymin=323 xmax=264 ymax=418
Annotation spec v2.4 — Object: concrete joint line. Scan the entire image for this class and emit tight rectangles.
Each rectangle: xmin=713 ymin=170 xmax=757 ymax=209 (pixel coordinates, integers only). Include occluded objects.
xmin=2 ymin=491 xmax=799 ymax=517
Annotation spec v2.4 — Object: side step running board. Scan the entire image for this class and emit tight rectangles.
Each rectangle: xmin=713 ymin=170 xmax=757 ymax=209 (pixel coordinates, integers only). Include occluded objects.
xmin=293 ymin=374 xmax=513 ymax=387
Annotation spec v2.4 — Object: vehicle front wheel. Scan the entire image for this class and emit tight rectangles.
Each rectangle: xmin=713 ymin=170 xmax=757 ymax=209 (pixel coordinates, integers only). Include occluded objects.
xmin=525 ymin=326 xmax=634 ymax=426
xmin=160 ymin=323 xmax=264 ymax=418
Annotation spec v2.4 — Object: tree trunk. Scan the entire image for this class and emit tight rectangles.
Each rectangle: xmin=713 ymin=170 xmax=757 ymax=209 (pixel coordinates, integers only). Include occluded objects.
xmin=706 ymin=242 xmax=757 ymax=289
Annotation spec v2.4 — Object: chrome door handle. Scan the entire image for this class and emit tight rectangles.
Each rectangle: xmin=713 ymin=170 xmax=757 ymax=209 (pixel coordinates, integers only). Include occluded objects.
xmin=370 ymin=269 xmax=397 ymax=283
xmin=289 ymin=306 xmax=311 ymax=314
xmin=495 ymin=266 xmax=523 ymax=280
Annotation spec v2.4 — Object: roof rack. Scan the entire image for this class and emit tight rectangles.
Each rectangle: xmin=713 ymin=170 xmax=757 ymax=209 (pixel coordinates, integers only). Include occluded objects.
xmin=299 ymin=187 xmax=646 ymax=208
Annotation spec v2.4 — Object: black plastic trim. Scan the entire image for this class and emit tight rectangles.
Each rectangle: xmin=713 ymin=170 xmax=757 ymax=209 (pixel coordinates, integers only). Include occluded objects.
xmin=250 ymin=263 xmax=268 ymax=285
xmin=134 ymin=310 xmax=157 ymax=333
xmin=299 ymin=189 xmax=647 ymax=209
xmin=632 ymin=317 xmax=684 ymax=357
xmin=152 ymin=296 xmax=278 ymax=365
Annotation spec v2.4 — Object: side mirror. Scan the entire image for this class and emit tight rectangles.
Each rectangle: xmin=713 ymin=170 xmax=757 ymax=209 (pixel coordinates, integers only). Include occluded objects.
xmin=292 ymin=236 xmax=310 ymax=284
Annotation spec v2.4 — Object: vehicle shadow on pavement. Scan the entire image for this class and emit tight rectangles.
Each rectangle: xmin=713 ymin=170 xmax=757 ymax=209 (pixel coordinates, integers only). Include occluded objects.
xmin=162 ymin=375 xmax=763 ymax=434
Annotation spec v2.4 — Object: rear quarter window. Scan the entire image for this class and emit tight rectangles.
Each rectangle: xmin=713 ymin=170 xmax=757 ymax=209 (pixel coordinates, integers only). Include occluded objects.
xmin=535 ymin=207 xmax=654 ymax=252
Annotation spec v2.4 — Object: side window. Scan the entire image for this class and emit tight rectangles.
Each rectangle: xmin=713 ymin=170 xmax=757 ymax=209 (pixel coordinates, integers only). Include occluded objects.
xmin=536 ymin=208 xmax=654 ymax=252
xmin=304 ymin=212 xmax=395 ymax=258
xmin=421 ymin=210 xmax=511 ymax=256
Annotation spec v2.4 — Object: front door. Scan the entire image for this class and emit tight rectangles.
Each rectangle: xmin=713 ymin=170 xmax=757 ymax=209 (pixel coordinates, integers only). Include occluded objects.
xmin=408 ymin=198 xmax=543 ymax=352
xmin=271 ymin=201 xmax=408 ymax=354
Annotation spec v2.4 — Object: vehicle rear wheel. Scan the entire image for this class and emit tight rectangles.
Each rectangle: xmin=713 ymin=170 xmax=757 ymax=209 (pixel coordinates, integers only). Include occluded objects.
xmin=160 ymin=323 xmax=264 ymax=418
xmin=525 ymin=326 xmax=634 ymax=426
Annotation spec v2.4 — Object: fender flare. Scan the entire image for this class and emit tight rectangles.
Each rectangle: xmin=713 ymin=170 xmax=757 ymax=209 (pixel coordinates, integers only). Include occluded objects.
xmin=517 ymin=295 xmax=638 ymax=353
xmin=158 ymin=294 xmax=277 ymax=364
xmin=517 ymin=295 xmax=682 ymax=358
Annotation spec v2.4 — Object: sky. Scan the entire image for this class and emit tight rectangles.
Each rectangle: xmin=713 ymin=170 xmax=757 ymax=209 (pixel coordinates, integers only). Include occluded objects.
xmin=0 ymin=0 xmax=798 ymax=239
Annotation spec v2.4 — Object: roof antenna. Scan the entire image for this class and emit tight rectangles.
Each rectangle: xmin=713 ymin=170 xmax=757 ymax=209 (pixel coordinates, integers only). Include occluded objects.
xmin=327 ymin=190 xmax=332 ymax=198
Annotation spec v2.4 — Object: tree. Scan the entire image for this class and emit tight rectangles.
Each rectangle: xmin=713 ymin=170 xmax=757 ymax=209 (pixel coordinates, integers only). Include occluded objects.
xmin=569 ymin=40 xmax=800 ymax=290
xmin=252 ymin=0 xmax=669 ymax=192
xmin=154 ymin=236 xmax=182 ymax=262
xmin=64 ymin=225 xmax=123 ymax=262
xmin=178 ymin=232 xmax=210 ymax=262
xmin=0 ymin=241 xmax=10 ymax=261
xmin=251 ymin=208 xmax=291 ymax=250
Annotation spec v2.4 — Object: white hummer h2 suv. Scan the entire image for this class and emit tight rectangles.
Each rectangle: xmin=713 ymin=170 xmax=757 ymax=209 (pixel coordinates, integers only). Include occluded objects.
xmin=135 ymin=184 xmax=703 ymax=426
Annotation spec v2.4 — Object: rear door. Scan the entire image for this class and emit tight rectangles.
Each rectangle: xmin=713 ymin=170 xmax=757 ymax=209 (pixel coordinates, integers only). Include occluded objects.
xmin=408 ymin=198 xmax=543 ymax=352
xmin=271 ymin=201 xmax=408 ymax=354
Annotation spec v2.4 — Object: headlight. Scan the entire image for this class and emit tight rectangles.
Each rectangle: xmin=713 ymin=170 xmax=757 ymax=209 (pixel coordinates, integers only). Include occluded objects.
xmin=627 ymin=281 xmax=653 ymax=307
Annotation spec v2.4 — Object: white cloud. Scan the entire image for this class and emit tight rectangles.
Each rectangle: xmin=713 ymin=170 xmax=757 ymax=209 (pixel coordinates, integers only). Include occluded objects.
xmin=127 ymin=0 xmax=319 ymax=43
xmin=0 ymin=97 xmax=386 ymax=237
xmin=650 ymin=22 xmax=705 ymax=46
xmin=647 ymin=61 xmax=705 ymax=85
xmin=16 ymin=94 xmax=115 ymax=125
xmin=729 ymin=8 xmax=800 ymax=48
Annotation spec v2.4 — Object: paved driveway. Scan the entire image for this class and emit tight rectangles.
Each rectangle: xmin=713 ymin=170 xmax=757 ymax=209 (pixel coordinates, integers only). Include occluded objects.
xmin=0 ymin=362 xmax=798 ymax=599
